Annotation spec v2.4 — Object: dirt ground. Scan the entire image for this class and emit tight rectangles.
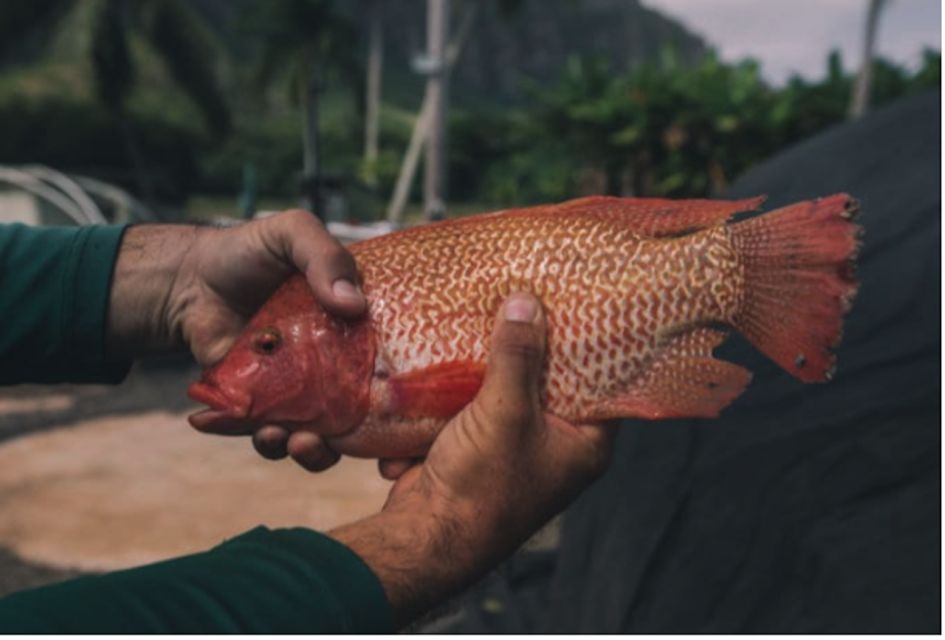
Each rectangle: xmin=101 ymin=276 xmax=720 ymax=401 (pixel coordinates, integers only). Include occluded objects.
xmin=0 ymin=358 xmax=390 ymax=590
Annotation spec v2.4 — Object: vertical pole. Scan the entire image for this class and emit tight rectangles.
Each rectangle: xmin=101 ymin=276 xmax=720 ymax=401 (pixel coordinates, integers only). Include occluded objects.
xmin=423 ymin=0 xmax=450 ymax=219
xmin=387 ymin=97 xmax=432 ymax=225
xmin=386 ymin=0 xmax=475 ymax=226
xmin=849 ymin=0 xmax=887 ymax=119
xmin=301 ymin=47 xmax=322 ymax=219
xmin=364 ymin=0 xmax=383 ymax=181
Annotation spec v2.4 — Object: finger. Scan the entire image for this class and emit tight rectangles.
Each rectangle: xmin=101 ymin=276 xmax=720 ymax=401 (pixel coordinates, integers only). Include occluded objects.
xmin=252 ymin=425 xmax=290 ymax=460
xmin=188 ymin=410 xmax=255 ymax=435
xmin=475 ymin=293 xmax=547 ymax=427
xmin=545 ymin=416 xmax=617 ymax=483
xmin=575 ymin=422 xmax=618 ymax=452
xmin=378 ymin=458 xmax=416 ymax=480
xmin=273 ymin=210 xmax=366 ymax=318
xmin=287 ymin=431 xmax=341 ymax=472
xmin=186 ymin=305 xmax=247 ymax=367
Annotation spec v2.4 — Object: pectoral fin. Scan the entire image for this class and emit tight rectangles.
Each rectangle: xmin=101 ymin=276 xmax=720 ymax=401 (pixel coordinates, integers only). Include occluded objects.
xmin=387 ymin=361 xmax=486 ymax=419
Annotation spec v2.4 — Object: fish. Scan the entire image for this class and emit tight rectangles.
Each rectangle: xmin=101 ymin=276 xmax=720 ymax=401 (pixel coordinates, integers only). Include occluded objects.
xmin=188 ymin=194 xmax=860 ymax=459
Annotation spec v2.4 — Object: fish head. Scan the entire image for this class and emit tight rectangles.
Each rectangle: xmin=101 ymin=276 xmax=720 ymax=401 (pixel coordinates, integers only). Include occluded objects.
xmin=188 ymin=275 xmax=374 ymax=436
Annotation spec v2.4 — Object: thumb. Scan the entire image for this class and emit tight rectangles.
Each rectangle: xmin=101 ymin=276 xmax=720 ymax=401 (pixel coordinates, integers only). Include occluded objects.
xmin=267 ymin=210 xmax=367 ymax=317
xmin=475 ymin=293 xmax=547 ymax=428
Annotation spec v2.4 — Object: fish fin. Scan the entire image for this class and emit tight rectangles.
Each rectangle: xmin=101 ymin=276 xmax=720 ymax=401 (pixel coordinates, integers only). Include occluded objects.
xmin=730 ymin=194 xmax=860 ymax=382
xmin=387 ymin=361 xmax=486 ymax=419
xmin=554 ymin=195 xmax=766 ymax=236
xmin=593 ymin=329 xmax=751 ymax=420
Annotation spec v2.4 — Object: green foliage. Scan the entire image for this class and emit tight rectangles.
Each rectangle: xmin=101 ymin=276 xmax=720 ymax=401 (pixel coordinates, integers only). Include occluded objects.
xmin=90 ymin=0 xmax=133 ymax=112
xmin=141 ymin=0 xmax=231 ymax=139
xmin=0 ymin=0 xmax=939 ymax=217
xmin=0 ymin=0 xmax=73 ymax=65
xmin=0 ymin=95 xmax=201 ymax=201
xmin=912 ymin=48 xmax=941 ymax=90
xmin=87 ymin=0 xmax=231 ymax=138
xmin=449 ymin=109 xmax=578 ymax=204
xmin=461 ymin=48 xmax=941 ymax=204
xmin=238 ymin=0 xmax=360 ymax=104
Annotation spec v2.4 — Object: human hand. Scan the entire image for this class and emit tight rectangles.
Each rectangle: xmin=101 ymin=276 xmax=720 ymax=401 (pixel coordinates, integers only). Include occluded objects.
xmin=330 ymin=293 xmax=615 ymax=627
xmin=107 ymin=210 xmax=365 ymax=470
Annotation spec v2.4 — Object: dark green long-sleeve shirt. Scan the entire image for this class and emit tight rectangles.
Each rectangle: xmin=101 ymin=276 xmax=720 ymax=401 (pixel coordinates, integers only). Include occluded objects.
xmin=0 ymin=224 xmax=392 ymax=633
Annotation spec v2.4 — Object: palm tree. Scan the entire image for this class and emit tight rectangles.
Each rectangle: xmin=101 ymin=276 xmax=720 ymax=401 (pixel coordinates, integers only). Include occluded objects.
xmin=91 ymin=0 xmax=231 ymax=205
xmin=1 ymin=0 xmax=231 ymax=207
xmin=242 ymin=0 xmax=359 ymax=218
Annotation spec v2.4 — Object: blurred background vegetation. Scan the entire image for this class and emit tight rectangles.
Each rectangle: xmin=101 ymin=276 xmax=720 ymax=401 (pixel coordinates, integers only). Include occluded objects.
xmin=0 ymin=0 xmax=938 ymax=222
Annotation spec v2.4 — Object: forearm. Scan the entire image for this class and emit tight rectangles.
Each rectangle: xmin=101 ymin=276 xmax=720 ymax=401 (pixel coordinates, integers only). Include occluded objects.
xmin=328 ymin=490 xmax=513 ymax=628
xmin=0 ymin=526 xmax=392 ymax=633
xmin=106 ymin=224 xmax=198 ymax=359
xmin=329 ymin=511 xmax=454 ymax=627
xmin=0 ymin=223 xmax=130 ymax=384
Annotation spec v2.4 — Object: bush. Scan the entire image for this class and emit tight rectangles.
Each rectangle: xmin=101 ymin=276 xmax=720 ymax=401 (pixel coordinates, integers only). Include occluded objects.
xmin=459 ymin=48 xmax=941 ymax=204
xmin=0 ymin=95 xmax=202 ymax=202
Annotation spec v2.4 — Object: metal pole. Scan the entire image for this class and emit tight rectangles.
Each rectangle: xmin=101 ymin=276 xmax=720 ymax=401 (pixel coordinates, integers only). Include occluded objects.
xmin=423 ymin=0 xmax=450 ymax=220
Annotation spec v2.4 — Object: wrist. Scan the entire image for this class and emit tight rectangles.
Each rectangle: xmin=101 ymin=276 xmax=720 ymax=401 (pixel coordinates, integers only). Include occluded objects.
xmin=328 ymin=488 xmax=487 ymax=628
xmin=106 ymin=225 xmax=198 ymax=358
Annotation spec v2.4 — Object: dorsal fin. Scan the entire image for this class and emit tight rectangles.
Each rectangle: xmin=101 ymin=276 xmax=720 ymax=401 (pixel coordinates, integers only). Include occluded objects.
xmin=553 ymin=195 xmax=767 ymax=236
xmin=353 ymin=195 xmax=767 ymax=251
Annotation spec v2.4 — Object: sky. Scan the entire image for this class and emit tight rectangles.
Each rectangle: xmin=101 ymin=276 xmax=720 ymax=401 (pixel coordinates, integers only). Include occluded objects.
xmin=641 ymin=0 xmax=942 ymax=85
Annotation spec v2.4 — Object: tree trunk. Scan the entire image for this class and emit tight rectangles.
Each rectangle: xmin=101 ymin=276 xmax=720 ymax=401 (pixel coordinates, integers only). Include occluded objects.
xmin=117 ymin=113 xmax=157 ymax=213
xmin=849 ymin=0 xmax=887 ymax=119
xmin=423 ymin=0 xmax=450 ymax=220
xmin=364 ymin=0 xmax=383 ymax=185
xmin=300 ymin=47 xmax=323 ymax=218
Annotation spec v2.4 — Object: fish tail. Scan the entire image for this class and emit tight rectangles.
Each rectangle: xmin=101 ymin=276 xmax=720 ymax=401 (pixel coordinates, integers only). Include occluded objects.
xmin=729 ymin=194 xmax=861 ymax=382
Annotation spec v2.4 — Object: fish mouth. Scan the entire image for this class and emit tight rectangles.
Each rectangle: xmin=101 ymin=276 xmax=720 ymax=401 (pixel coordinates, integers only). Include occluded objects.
xmin=187 ymin=381 xmax=251 ymax=419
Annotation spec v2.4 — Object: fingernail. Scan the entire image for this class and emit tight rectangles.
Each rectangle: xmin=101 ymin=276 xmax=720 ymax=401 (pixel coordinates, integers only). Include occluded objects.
xmin=504 ymin=294 xmax=538 ymax=323
xmin=332 ymin=278 xmax=364 ymax=302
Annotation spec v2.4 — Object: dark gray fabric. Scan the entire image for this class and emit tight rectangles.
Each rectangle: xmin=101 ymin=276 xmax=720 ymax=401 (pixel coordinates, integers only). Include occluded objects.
xmin=443 ymin=90 xmax=940 ymax=633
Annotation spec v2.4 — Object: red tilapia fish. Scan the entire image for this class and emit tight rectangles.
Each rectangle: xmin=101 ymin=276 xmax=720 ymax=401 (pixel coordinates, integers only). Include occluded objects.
xmin=189 ymin=195 xmax=859 ymax=458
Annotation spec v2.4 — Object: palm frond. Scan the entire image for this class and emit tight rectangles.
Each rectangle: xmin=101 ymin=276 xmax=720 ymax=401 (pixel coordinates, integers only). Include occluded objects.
xmin=0 ymin=0 xmax=75 ymax=65
xmin=142 ymin=0 xmax=231 ymax=139
xmin=90 ymin=0 xmax=134 ymax=112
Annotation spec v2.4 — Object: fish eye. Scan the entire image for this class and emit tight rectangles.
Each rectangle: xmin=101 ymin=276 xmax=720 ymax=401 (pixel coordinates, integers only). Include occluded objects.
xmin=252 ymin=328 xmax=282 ymax=355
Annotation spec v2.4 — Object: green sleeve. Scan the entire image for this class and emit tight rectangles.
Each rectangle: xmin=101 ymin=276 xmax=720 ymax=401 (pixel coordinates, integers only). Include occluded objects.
xmin=0 ymin=526 xmax=393 ymax=633
xmin=0 ymin=223 xmax=132 ymax=384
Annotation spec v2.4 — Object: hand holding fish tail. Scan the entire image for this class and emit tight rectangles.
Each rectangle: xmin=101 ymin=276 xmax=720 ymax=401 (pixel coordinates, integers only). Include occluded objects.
xmin=106 ymin=209 xmax=365 ymax=468
xmin=331 ymin=293 xmax=615 ymax=628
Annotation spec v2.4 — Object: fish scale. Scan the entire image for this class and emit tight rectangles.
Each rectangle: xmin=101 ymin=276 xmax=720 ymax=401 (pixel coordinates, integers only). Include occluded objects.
xmin=354 ymin=204 xmax=745 ymax=423
xmin=189 ymin=194 xmax=859 ymax=459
